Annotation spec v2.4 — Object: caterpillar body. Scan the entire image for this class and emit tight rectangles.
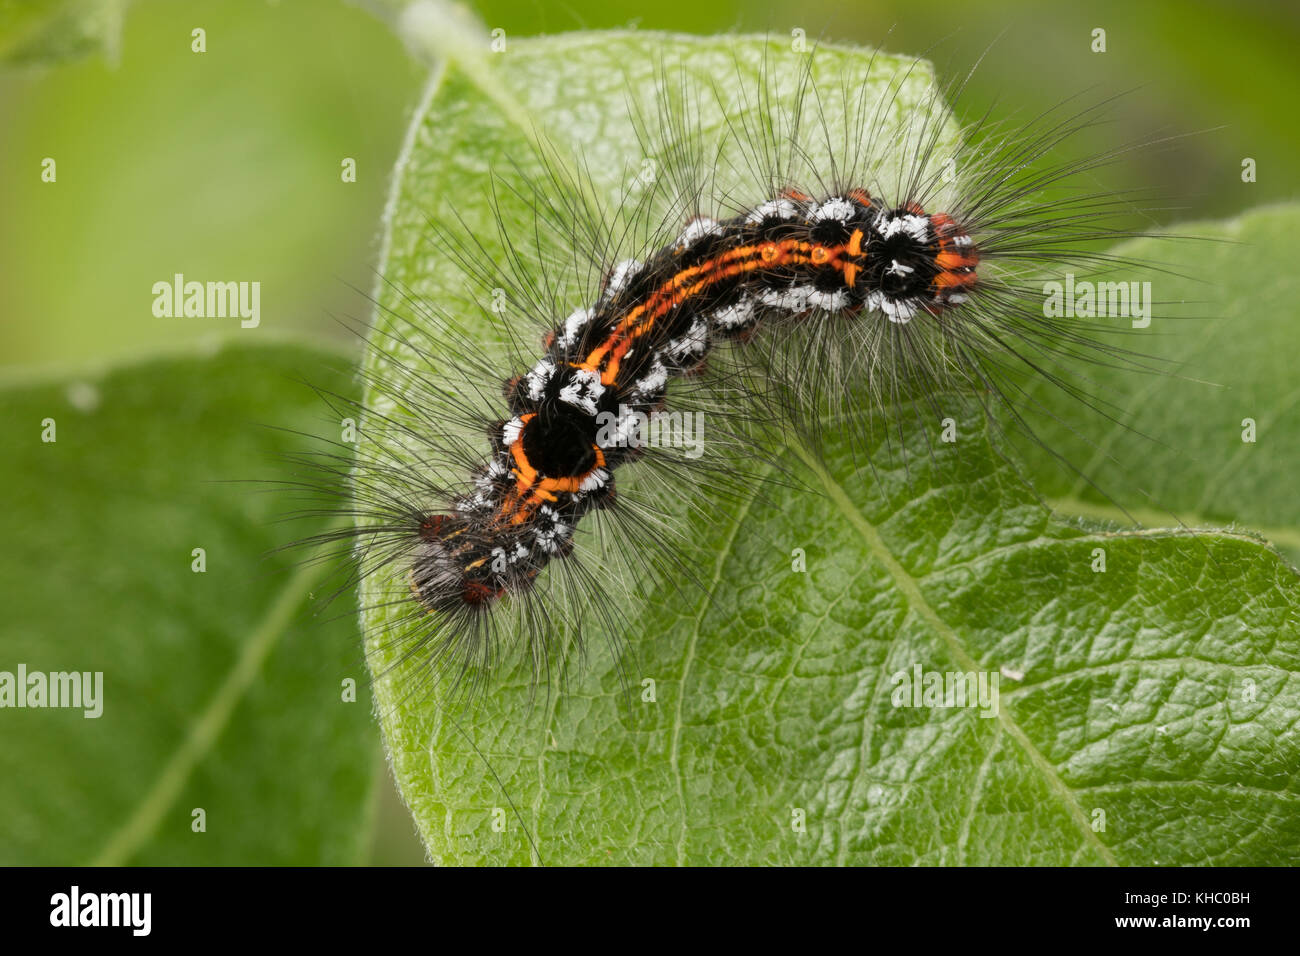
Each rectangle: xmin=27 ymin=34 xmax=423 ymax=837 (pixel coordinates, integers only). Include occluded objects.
xmin=415 ymin=189 xmax=978 ymax=614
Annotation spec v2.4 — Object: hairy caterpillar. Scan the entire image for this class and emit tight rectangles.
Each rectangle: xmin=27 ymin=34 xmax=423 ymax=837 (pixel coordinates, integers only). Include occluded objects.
xmin=294 ymin=34 xmax=1191 ymax=710
xmin=415 ymin=189 xmax=976 ymax=606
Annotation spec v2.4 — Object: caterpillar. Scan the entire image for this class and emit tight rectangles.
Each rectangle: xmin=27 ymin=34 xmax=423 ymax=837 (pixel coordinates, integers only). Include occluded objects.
xmin=416 ymin=189 xmax=976 ymax=611
xmin=295 ymin=34 xmax=1190 ymax=708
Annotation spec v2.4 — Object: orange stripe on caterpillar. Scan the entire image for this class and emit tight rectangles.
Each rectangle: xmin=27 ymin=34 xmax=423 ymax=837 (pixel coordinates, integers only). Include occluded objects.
xmin=499 ymin=421 xmax=607 ymax=525
xmin=935 ymin=251 xmax=979 ymax=270
xmin=584 ymin=239 xmax=853 ymax=384
xmin=933 ymin=270 xmax=979 ymax=289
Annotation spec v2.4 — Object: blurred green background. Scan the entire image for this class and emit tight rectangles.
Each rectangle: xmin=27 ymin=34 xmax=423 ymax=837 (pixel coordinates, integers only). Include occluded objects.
xmin=3 ymin=0 xmax=1297 ymax=371
xmin=1 ymin=0 xmax=1295 ymax=865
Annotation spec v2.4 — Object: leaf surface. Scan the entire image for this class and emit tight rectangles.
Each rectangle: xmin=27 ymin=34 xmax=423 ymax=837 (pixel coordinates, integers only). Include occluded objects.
xmin=365 ymin=31 xmax=1300 ymax=865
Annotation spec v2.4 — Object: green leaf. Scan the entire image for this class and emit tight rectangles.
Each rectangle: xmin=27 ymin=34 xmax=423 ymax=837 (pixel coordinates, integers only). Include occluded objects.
xmin=365 ymin=31 xmax=1300 ymax=864
xmin=0 ymin=0 xmax=127 ymax=67
xmin=1010 ymin=204 xmax=1300 ymax=563
xmin=0 ymin=341 xmax=381 ymax=865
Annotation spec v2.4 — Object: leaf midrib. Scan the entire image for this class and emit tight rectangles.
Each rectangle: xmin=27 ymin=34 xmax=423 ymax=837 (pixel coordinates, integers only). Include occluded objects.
xmin=791 ymin=442 xmax=1121 ymax=866
xmin=1048 ymin=497 xmax=1300 ymax=557
xmin=89 ymin=524 xmax=353 ymax=865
